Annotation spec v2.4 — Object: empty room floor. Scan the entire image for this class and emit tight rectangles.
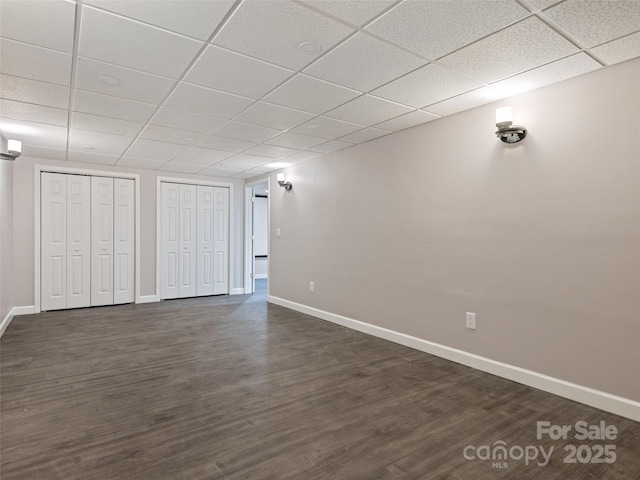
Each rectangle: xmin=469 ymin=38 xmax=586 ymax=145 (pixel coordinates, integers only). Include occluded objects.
xmin=1 ymin=284 xmax=639 ymax=479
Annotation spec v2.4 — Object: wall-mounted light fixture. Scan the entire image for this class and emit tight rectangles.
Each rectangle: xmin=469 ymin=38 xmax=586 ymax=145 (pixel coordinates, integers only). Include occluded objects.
xmin=0 ymin=139 xmax=22 ymax=160
xmin=495 ymin=107 xmax=527 ymax=144
xmin=276 ymin=173 xmax=292 ymax=191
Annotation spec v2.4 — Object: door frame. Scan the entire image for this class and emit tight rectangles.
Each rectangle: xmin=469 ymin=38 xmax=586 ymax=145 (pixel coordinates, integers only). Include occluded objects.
xmin=156 ymin=176 xmax=235 ymax=300
xmin=34 ymin=164 xmax=141 ymax=314
xmin=244 ymin=176 xmax=271 ymax=294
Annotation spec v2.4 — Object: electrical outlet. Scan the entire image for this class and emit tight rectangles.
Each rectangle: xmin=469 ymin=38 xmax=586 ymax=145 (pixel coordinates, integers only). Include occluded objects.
xmin=309 ymin=281 xmax=315 ymax=293
xmin=466 ymin=312 xmax=477 ymax=330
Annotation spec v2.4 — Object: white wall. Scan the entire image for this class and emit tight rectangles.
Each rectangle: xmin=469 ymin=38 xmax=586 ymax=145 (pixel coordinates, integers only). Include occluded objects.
xmin=268 ymin=58 xmax=640 ymax=403
xmin=12 ymin=156 xmax=245 ymax=307
xmin=0 ymin=154 xmax=14 ymax=324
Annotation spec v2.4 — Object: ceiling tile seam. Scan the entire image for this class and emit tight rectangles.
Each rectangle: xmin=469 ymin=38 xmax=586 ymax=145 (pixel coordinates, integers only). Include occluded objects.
xmin=65 ymin=0 xmax=83 ymax=161
xmin=0 ymin=35 xmax=73 ymax=58
xmin=74 ymin=54 xmax=181 ymax=82
xmin=78 ymin=2 xmax=227 ymax=44
xmin=291 ymin=0 xmax=403 ymax=33
xmin=582 ymin=29 xmax=640 ymax=67
xmin=0 ymin=71 xmax=71 ymax=91
xmin=112 ymin=0 xmax=245 ymax=167
xmin=534 ymin=11 xmax=607 ymax=67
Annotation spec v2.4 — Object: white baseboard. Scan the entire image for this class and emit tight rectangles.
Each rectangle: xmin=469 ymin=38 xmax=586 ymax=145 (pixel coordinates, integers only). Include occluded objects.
xmin=230 ymin=288 xmax=245 ymax=295
xmin=1 ymin=306 xmax=34 ymax=337
xmin=268 ymin=295 xmax=640 ymax=422
xmin=13 ymin=306 xmax=36 ymax=315
xmin=0 ymin=308 xmax=15 ymax=337
xmin=137 ymin=295 xmax=159 ymax=304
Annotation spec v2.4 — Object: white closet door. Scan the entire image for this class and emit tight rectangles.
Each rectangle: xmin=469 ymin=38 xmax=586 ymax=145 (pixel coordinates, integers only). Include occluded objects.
xmin=41 ymin=173 xmax=67 ymax=311
xmin=66 ymin=175 xmax=91 ymax=309
xmin=161 ymin=182 xmax=180 ymax=300
xmin=91 ymin=176 xmax=114 ymax=306
xmin=197 ymin=185 xmax=214 ymax=296
xmin=178 ymin=184 xmax=197 ymax=298
xmin=213 ymin=187 xmax=229 ymax=295
xmin=113 ymin=178 xmax=135 ymax=304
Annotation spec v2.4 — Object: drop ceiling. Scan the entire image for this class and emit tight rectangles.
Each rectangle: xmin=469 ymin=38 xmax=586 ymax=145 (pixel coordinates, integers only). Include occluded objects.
xmin=1 ymin=0 xmax=638 ymax=179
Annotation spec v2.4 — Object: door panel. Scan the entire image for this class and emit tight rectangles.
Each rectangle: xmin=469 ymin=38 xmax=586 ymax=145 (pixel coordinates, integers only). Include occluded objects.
xmin=197 ymin=186 xmax=214 ymax=296
xmin=41 ymin=172 xmax=67 ymax=311
xmin=91 ymin=176 xmax=114 ymax=306
xmin=66 ymin=175 xmax=91 ymax=308
xmin=178 ymin=184 xmax=197 ymax=298
xmin=113 ymin=178 xmax=135 ymax=304
xmin=161 ymin=182 xmax=180 ymax=299
xmin=213 ymin=187 xmax=229 ymax=295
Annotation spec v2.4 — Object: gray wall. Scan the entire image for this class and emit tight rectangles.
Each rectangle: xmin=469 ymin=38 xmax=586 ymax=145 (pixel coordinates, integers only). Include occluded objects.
xmin=268 ymin=58 xmax=640 ymax=402
xmin=12 ymin=156 xmax=245 ymax=306
xmin=1 ymin=154 xmax=14 ymax=322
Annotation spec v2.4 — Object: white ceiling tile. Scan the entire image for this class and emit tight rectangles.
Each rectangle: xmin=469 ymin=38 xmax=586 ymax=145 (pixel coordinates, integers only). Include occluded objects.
xmin=71 ymin=112 xmax=143 ymax=137
xmin=185 ymin=45 xmax=294 ymax=99
xmin=196 ymin=135 xmax=254 ymax=153
xmin=543 ymin=0 xmax=640 ymax=48
xmin=150 ymin=107 xmax=226 ymax=134
xmin=235 ymin=102 xmax=315 ymax=131
xmin=371 ymin=63 xmax=480 ymax=108
xmin=68 ymin=150 xmax=119 ymax=166
xmin=0 ymin=38 xmax=72 ymax=86
xmin=159 ymin=162 xmax=205 ymax=174
xmin=305 ymin=33 xmax=426 ymax=92
xmin=73 ymin=90 xmax=156 ymax=123
xmin=265 ymin=131 xmax=327 ymax=149
xmin=140 ymin=125 xmax=206 ymax=146
xmin=165 ymin=83 xmax=254 ymax=118
xmin=200 ymin=165 xmax=243 ymax=177
xmin=85 ymin=0 xmax=235 ymax=40
xmin=1 ymin=74 xmax=70 ymax=109
xmin=79 ymin=6 xmax=204 ymax=78
xmin=264 ymin=74 xmax=360 ymax=114
xmin=591 ymin=32 xmax=640 ymax=66
xmin=439 ymin=17 xmax=580 ymax=84
xmin=125 ymin=138 xmax=189 ymax=161
xmin=524 ymin=0 xmax=564 ymax=12
xmin=325 ymin=95 xmax=413 ymax=126
xmin=75 ymin=57 xmax=176 ymax=104
xmin=308 ymin=140 xmax=353 ymax=154
xmin=20 ymin=144 xmax=67 ymax=161
xmin=0 ymin=99 xmax=68 ymax=127
xmin=490 ymin=53 xmax=601 ymax=97
xmin=213 ymin=0 xmax=354 ymax=70
xmin=0 ymin=118 xmax=68 ymax=149
xmin=214 ymin=121 xmax=282 ymax=143
xmin=231 ymin=171 xmax=262 ymax=179
xmin=423 ymin=87 xmax=504 ymax=116
xmin=366 ymin=0 xmax=529 ymax=60
xmin=69 ymin=129 xmax=133 ymax=156
xmin=171 ymin=147 xmax=233 ymax=166
xmin=374 ymin=110 xmax=440 ymax=132
xmin=117 ymin=157 xmax=166 ymax=170
xmin=338 ymin=127 xmax=391 ymax=144
xmin=300 ymin=0 xmax=396 ymax=27
xmin=221 ymin=154 xmax=273 ymax=168
xmin=244 ymin=144 xmax=300 ymax=159
xmin=290 ymin=116 xmax=364 ymax=139
xmin=0 ymin=0 xmax=76 ymax=52
xmin=280 ymin=151 xmax=324 ymax=163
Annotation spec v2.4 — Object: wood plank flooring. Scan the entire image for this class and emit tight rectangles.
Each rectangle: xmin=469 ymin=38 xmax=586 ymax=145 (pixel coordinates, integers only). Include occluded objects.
xmin=2 ymin=281 xmax=639 ymax=479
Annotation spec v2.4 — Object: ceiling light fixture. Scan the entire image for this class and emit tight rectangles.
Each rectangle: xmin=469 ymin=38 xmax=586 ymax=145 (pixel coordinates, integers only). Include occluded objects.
xmin=0 ymin=139 xmax=22 ymax=160
xmin=99 ymin=76 xmax=120 ymax=87
xmin=495 ymin=106 xmax=526 ymax=143
xmin=297 ymin=41 xmax=322 ymax=55
xmin=276 ymin=173 xmax=292 ymax=191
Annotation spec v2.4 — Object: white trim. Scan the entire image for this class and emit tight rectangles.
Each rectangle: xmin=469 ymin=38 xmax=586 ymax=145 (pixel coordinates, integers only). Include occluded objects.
xmin=12 ymin=306 xmax=35 ymax=315
xmin=0 ymin=308 xmax=15 ymax=337
xmin=230 ymin=288 xmax=245 ymax=295
xmin=0 ymin=306 xmax=35 ymax=337
xmin=156 ymin=176 xmax=235 ymax=300
xmin=254 ymin=274 xmax=268 ymax=279
xmin=34 ymin=165 xmax=141 ymax=312
xmin=137 ymin=295 xmax=159 ymax=304
xmin=243 ymin=176 xmax=271 ymax=296
xmin=268 ymin=295 xmax=640 ymax=422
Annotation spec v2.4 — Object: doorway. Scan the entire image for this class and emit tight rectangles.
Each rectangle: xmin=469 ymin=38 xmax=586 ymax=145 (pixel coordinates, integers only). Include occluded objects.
xmin=244 ymin=180 xmax=269 ymax=294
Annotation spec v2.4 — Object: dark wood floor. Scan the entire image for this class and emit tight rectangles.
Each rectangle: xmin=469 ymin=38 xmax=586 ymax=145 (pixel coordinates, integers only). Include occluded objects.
xmin=2 ymin=280 xmax=639 ymax=479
